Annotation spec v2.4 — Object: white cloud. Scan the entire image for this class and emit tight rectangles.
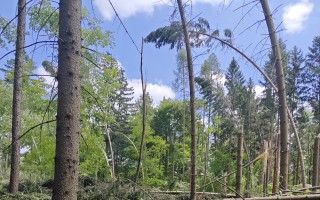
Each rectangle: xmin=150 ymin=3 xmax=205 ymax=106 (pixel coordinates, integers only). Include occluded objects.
xmin=35 ymin=66 xmax=55 ymax=86
xmin=128 ymin=79 xmax=175 ymax=106
xmin=254 ymin=85 xmax=264 ymax=98
xmin=192 ymin=0 xmax=232 ymax=6
xmin=282 ymin=0 xmax=314 ymax=33
xmin=213 ymin=73 xmax=226 ymax=86
xmin=93 ymin=0 xmax=231 ymax=20
xmin=93 ymin=0 xmax=169 ymax=20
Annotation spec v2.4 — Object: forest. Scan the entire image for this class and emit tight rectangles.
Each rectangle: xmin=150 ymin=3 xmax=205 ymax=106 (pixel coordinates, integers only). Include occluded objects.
xmin=0 ymin=0 xmax=320 ymax=199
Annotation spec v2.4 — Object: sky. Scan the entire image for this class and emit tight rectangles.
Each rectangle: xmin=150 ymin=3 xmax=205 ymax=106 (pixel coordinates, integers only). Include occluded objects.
xmin=1 ymin=0 xmax=319 ymax=105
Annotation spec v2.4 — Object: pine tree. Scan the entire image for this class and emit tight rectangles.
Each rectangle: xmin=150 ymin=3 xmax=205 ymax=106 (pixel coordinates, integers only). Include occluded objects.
xmin=287 ymin=46 xmax=304 ymax=114
xmin=303 ymin=36 xmax=320 ymax=130
xmin=225 ymin=58 xmax=246 ymax=113
xmin=109 ymin=67 xmax=134 ymax=174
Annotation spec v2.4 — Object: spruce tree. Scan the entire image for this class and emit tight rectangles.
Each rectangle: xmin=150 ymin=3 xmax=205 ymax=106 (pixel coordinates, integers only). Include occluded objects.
xmin=225 ymin=58 xmax=246 ymax=113
xmin=304 ymin=36 xmax=320 ymax=130
xmin=109 ymin=67 xmax=134 ymax=173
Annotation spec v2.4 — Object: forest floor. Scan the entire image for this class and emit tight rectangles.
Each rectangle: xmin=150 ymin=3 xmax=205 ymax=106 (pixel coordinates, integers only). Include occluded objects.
xmin=0 ymin=177 xmax=239 ymax=200
xmin=1 ymin=178 xmax=320 ymax=200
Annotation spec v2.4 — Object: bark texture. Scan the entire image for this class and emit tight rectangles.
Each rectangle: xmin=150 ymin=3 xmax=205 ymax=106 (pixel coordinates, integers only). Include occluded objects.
xmin=236 ymin=128 xmax=244 ymax=197
xmin=260 ymin=0 xmax=289 ymax=191
xmin=177 ymin=0 xmax=197 ymax=199
xmin=312 ymin=134 xmax=320 ymax=189
xmin=9 ymin=0 xmax=26 ymax=193
xmin=52 ymin=0 xmax=82 ymax=199
xmin=272 ymin=134 xmax=280 ymax=194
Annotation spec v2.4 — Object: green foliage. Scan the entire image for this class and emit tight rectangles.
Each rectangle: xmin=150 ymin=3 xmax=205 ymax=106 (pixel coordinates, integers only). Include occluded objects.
xmin=0 ymin=17 xmax=16 ymax=49
xmin=82 ymin=7 xmax=114 ymax=48
xmin=145 ymin=21 xmax=183 ymax=49
xmin=0 ymin=192 xmax=50 ymax=200
xmin=225 ymin=57 xmax=246 ymax=113
xmin=125 ymin=113 xmax=168 ymax=183
xmin=29 ymin=1 xmax=59 ymax=39
xmin=145 ymin=17 xmax=218 ymax=49
xmin=303 ymin=35 xmax=320 ymax=124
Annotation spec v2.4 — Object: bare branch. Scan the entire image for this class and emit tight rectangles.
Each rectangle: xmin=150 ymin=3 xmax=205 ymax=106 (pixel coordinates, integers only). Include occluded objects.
xmin=0 ymin=40 xmax=57 ymax=60
xmin=0 ymin=0 xmax=33 ymax=36
xmin=8 ymin=119 xmax=56 ymax=149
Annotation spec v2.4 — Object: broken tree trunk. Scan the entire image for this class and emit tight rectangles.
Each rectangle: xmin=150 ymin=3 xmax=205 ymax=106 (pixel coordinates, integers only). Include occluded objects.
xmin=312 ymin=134 xmax=320 ymax=190
xmin=260 ymin=0 xmax=289 ymax=191
xmin=272 ymin=133 xmax=280 ymax=194
xmin=236 ymin=127 xmax=244 ymax=197
xmin=262 ymin=141 xmax=269 ymax=196
xmin=135 ymin=39 xmax=146 ymax=183
xmin=177 ymin=0 xmax=197 ymax=199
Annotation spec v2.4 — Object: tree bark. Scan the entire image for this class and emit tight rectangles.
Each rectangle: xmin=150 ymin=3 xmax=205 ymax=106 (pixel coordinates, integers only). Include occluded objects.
xmin=272 ymin=133 xmax=280 ymax=194
xmin=236 ymin=128 xmax=244 ymax=197
xmin=177 ymin=1 xmax=197 ymax=199
xmin=9 ymin=0 xmax=26 ymax=193
xmin=52 ymin=0 xmax=82 ymax=199
xmin=262 ymin=141 xmax=269 ymax=196
xmin=106 ymin=129 xmax=115 ymax=180
xmin=260 ymin=0 xmax=289 ymax=191
xmin=312 ymin=134 xmax=320 ymax=190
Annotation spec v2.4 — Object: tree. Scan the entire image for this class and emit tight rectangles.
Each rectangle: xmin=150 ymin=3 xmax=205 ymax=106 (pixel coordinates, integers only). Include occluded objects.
xmin=225 ymin=58 xmax=246 ymax=113
xmin=304 ymin=36 xmax=320 ymax=132
xmin=194 ymin=53 xmax=221 ymax=190
xmin=52 ymin=0 xmax=82 ymax=199
xmin=173 ymin=49 xmax=188 ymax=178
xmin=9 ymin=0 xmax=26 ymax=193
xmin=225 ymin=58 xmax=246 ymax=196
xmin=287 ymin=46 xmax=304 ymax=114
xmin=151 ymin=99 xmax=189 ymax=185
xmin=287 ymin=46 xmax=307 ymax=188
xmin=260 ymin=0 xmax=290 ymax=191
xmin=176 ymin=1 xmax=197 ymax=198
xmin=109 ymin=67 xmax=134 ymax=175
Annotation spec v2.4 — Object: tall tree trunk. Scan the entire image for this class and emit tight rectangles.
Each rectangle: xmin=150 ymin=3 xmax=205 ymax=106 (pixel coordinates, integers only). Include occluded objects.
xmin=52 ymin=0 xmax=82 ymax=199
xmin=288 ymin=111 xmax=307 ymax=188
xmin=312 ymin=134 xmax=320 ymax=190
xmin=135 ymin=39 xmax=146 ymax=183
xmin=203 ymin=106 xmax=211 ymax=192
xmin=236 ymin=128 xmax=244 ymax=197
xmin=295 ymin=153 xmax=300 ymax=185
xmin=177 ymin=0 xmax=197 ymax=199
xmin=262 ymin=141 xmax=268 ymax=195
xmin=223 ymin=171 xmax=227 ymax=194
xmin=260 ymin=0 xmax=289 ymax=191
xmin=272 ymin=133 xmax=280 ymax=194
xmin=9 ymin=0 xmax=26 ymax=193
xmin=182 ymin=86 xmax=186 ymax=180
xmin=106 ymin=129 xmax=115 ymax=180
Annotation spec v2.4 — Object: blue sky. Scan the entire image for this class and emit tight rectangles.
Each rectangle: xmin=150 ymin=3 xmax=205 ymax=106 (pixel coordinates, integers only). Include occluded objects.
xmin=1 ymin=0 xmax=319 ymax=105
